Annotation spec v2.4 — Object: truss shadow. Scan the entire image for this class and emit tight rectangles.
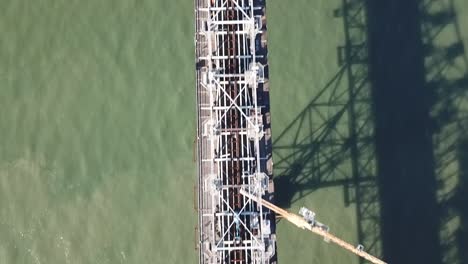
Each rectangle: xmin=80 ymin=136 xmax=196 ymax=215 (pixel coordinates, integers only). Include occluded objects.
xmin=272 ymin=0 xmax=468 ymax=263
xmin=366 ymin=0 xmax=468 ymax=263
xmin=424 ymin=1 xmax=468 ymax=263
xmin=273 ymin=0 xmax=382 ymax=260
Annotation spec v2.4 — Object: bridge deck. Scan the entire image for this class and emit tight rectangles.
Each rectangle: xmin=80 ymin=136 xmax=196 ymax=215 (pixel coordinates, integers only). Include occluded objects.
xmin=194 ymin=0 xmax=276 ymax=263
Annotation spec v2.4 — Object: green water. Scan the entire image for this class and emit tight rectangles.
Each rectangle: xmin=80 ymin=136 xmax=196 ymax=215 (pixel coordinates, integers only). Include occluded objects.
xmin=0 ymin=1 xmax=195 ymax=263
xmin=1 ymin=0 xmax=467 ymax=263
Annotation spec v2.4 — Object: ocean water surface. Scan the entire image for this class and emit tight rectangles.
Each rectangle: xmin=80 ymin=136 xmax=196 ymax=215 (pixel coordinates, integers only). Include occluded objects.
xmin=1 ymin=0 xmax=467 ymax=263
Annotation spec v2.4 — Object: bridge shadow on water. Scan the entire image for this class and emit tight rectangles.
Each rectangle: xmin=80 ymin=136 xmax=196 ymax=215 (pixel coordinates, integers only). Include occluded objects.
xmin=272 ymin=0 xmax=468 ymax=263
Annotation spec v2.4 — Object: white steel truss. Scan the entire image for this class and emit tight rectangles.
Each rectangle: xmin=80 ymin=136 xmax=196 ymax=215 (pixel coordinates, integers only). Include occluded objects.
xmin=195 ymin=0 xmax=276 ymax=263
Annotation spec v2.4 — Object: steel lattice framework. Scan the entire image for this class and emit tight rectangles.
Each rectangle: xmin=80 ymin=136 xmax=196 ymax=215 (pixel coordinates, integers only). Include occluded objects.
xmin=194 ymin=0 xmax=276 ymax=263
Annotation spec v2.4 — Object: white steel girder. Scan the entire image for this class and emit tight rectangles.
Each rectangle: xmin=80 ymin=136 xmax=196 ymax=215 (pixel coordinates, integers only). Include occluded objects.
xmin=195 ymin=0 xmax=274 ymax=263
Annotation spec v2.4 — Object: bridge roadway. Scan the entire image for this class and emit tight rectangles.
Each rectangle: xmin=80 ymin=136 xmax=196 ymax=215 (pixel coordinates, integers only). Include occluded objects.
xmin=194 ymin=0 xmax=277 ymax=263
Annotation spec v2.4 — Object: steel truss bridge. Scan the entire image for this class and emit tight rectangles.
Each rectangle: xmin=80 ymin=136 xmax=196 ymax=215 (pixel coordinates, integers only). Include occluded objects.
xmin=194 ymin=0 xmax=277 ymax=263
